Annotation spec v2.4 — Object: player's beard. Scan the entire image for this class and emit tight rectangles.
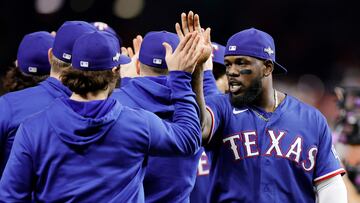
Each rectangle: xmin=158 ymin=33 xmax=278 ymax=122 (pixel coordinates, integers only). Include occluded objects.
xmin=230 ymin=76 xmax=263 ymax=108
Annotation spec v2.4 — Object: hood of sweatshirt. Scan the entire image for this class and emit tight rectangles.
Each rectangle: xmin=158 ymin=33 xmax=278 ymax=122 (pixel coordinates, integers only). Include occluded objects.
xmin=47 ymin=97 xmax=122 ymax=146
xmin=114 ymin=76 xmax=174 ymax=117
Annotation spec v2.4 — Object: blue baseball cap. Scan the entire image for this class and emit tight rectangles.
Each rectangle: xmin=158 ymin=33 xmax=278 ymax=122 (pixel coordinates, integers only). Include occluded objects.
xmin=212 ymin=42 xmax=225 ymax=66
xmin=52 ymin=21 xmax=97 ymax=63
xmin=139 ymin=31 xmax=179 ymax=69
xmin=92 ymin=22 xmax=117 ymax=37
xmin=17 ymin=31 xmax=54 ymax=75
xmin=225 ymin=28 xmax=287 ymax=74
xmin=71 ymin=31 xmax=131 ymax=71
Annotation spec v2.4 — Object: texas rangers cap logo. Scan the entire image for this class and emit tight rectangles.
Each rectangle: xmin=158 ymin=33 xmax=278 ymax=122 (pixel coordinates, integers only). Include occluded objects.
xmin=264 ymin=46 xmax=274 ymax=56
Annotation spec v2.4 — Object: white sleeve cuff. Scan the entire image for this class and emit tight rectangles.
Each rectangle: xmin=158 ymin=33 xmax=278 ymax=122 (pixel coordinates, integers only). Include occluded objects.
xmin=315 ymin=174 xmax=347 ymax=203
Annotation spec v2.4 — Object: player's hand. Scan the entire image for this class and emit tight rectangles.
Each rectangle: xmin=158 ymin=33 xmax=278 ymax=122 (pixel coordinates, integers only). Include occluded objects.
xmin=120 ymin=35 xmax=142 ymax=78
xmin=164 ymin=32 xmax=204 ymax=74
xmin=175 ymin=11 xmax=212 ymax=65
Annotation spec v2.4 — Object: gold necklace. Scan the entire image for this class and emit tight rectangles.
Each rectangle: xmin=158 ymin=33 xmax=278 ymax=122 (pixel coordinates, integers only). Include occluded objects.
xmin=274 ymin=89 xmax=278 ymax=111
xmin=252 ymin=89 xmax=278 ymax=122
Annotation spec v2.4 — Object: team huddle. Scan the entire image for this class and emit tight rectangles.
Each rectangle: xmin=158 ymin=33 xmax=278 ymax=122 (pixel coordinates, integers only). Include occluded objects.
xmin=0 ymin=11 xmax=348 ymax=203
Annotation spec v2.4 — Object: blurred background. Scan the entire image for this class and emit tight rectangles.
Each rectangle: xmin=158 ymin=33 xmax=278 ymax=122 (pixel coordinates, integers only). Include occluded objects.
xmin=1 ymin=0 xmax=360 ymax=125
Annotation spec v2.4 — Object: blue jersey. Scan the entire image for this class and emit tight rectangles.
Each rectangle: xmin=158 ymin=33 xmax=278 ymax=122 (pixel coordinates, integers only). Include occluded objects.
xmin=190 ymin=70 xmax=219 ymax=203
xmin=112 ymin=75 xmax=202 ymax=203
xmin=189 ymin=148 xmax=212 ymax=203
xmin=205 ymin=93 xmax=345 ymax=203
xmin=0 ymin=71 xmax=201 ymax=202
xmin=0 ymin=77 xmax=71 ymax=177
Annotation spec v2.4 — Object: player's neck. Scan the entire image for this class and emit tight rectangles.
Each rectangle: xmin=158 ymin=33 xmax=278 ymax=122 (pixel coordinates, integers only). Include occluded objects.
xmin=70 ymin=89 xmax=110 ymax=102
xmin=253 ymin=87 xmax=276 ymax=112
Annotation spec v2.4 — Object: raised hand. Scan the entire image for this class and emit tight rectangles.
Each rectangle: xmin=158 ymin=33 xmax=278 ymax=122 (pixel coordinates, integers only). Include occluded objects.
xmin=120 ymin=35 xmax=142 ymax=78
xmin=175 ymin=11 xmax=212 ymax=65
xmin=163 ymin=33 xmax=204 ymax=74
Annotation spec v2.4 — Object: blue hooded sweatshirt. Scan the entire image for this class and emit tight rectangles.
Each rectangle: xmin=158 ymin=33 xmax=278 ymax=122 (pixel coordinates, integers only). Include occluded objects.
xmin=0 ymin=71 xmax=201 ymax=203
xmin=0 ymin=77 xmax=71 ymax=177
xmin=111 ymin=70 xmax=217 ymax=203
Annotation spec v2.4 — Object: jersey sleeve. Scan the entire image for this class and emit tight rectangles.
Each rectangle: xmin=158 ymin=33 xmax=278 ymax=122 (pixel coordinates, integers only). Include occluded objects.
xmin=0 ymin=124 xmax=34 ymax=202
xmin=204 ymin=94 xmax=227 ymax=145
xmin=0 ymin=96 xmax=13 ymax=177
xmin=203 ymin=70 xmax=221 ymax=96
xmin=0 ymin=97 xmax=12 ymax=151
xmin=314 ymin=114 xmax=346 ymax=183
xmin=146 ymin=71 xmax=201 ymax=156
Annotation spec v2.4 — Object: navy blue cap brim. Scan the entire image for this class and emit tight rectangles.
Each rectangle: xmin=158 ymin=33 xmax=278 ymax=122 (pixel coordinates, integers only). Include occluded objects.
xmin=273 ymin=61 xmax=287 ymax=75
xmin=119 ymin=55 xmax=131 ymax=65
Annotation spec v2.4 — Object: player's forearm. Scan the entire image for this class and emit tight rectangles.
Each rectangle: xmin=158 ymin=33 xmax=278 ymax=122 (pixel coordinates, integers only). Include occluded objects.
xmin=167 ymin=70 xmax=202 ymax=155
xmin=191 ymin=63 xmax=212 ymax=144
xmin=316 ymin=175 xmax=347 ymax=203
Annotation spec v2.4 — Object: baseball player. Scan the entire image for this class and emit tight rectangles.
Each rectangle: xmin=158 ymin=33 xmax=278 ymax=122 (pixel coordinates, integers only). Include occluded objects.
xmin=195 ymin=27 xmax=348 ymax=203
xmin=190 ymin=42 xmax=226 ymax=203
xmin=112 ymin=30 xmax=206 ymax=203
xmin=211 ymin=42 xmax=228 ymax=93
xmin=0 ymin=31 xmax=203 ymax=202
xmin=2 ymin=31 xmax=54 ymax=93
xmin=0 ymin=21 xmax=96 ymax=177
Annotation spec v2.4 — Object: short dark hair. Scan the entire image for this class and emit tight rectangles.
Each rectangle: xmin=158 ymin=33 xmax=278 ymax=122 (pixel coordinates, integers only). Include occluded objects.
xmin=140 ymin=63 xmax=168 ymax=76
xmin=2 ymin=66 xmax=48 ymax=93
xmin=49 ymin=51 xmax=71 ymax=74
xmin=60 ymin=67 xmax=119 ymax=97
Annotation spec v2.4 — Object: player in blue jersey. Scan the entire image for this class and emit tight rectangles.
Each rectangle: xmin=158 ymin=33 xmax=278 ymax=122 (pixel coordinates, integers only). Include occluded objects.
xmin=190 ymin=41 xmax=226 ymax=203
xmin=211 ymin=42 xmax=228 ymax=94
xmin=194 ymin=27 xmax=348 ymax=203
xmin=3 ymin=31 xmax=54 ymax=93
xmin=112 ymin=30 xmax=209 ymax=203
xmin=0 ymin=30 xmax=204 ymax=202
xmin=0 ymin=21 xmax=96 ymax=177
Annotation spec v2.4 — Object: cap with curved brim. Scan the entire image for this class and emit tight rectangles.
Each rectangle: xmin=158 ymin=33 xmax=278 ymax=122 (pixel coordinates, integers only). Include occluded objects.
xmin=119 ymin=55 xmax=131 ymax=65
xmin=225 ymin=28 xmax=287 ymax=75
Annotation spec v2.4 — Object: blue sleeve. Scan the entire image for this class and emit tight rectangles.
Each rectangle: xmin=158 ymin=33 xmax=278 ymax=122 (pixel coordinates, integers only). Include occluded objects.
xmin=146 ymin=71 xmax=201 ymax=156
xmin=0 ymin=97 xmax=13 ymax=176
xmin=0 ymin=124 xmax=34 ymax=202
xmin=314 ymin=114 xmax=345 ymax=183
xmin=0 ymin=97 xmax=12 ymax=150
xmin=203 ymin=70 xmax=220 ymax=96
xmin=205 ymin=94 xmax=226 ymax=145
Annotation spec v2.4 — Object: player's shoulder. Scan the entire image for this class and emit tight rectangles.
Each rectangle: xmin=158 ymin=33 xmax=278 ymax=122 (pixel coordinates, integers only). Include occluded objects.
xmin=1 ymin=85 xmax=46 ymax=104
xmin=19 ymin=106 xmax=49 ymax=130
xmin=286 ymin=94 xmax=326 ymax=120
xmin=205 ymin=93 xmax=230 ymax=106
xmin=119 ymin=105 xmax=156 ymax=120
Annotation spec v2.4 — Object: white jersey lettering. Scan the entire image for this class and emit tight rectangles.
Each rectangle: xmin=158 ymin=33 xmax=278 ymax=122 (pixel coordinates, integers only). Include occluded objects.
xmin=285 ymin=137 xmax=303 ymax=163
xmin=223 ymin=135 xmax=241 ymax=160
xmin=242 ymin=131 xmax=259 ymax=157
xmin=265 ymin=130 xmax=285 ymax=156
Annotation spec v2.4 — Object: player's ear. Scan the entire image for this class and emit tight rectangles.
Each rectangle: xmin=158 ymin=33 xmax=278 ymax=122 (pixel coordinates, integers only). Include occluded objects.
xmin=263 ymin=60 xmax=274 ymax=77
xmin=112 ymin=66 xmax=120 ymax=74
xmin=48 ymin=48 xmax=53 ymax=63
